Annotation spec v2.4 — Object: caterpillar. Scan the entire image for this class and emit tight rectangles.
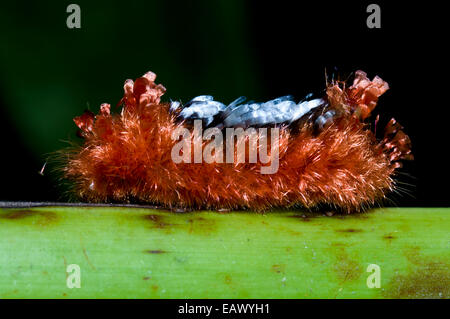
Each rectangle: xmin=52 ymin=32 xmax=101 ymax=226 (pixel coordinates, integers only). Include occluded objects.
xmin=62 ymin=70 xmax=412 ymax=212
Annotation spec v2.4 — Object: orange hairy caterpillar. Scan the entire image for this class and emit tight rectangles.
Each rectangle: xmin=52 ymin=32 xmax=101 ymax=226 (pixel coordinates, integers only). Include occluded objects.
xmin=62 ymin=70 xmax=412 ymax=212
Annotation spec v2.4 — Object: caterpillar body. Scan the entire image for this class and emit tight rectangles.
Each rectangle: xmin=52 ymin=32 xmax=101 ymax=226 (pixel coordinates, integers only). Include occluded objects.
xmin=63 ymin=70 xmax=412 ymax=212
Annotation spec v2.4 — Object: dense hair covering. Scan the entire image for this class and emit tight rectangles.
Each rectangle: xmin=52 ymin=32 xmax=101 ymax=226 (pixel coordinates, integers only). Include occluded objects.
xmin=63 ymin=70 xmax=412 ymax=212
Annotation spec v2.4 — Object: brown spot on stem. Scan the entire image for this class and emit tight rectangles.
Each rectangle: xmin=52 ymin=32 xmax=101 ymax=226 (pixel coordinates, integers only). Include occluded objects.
xmin=271 ymin=264 xmax=286 ymax=274
xmin=384 ymin=261 xmax=450 ymax=299
xmin=82 ymin=247 xmax=96 ymax=270
xmin=145 ymin=250 xmax=167 ymax=254
xmin=142 ymin=213 xmax=216 ymax=235
xmin=336 ymin=228 xmax=363 ymax=233
xmin=143 ymin=214 xmax=162 ymax=222
xmin=0 ymin=209 xmax=58 ymax=226
xmin=186 ymin=216 xmax=217 ymax=235
xmin=142 ymin=214 xmax=174 ymax=229
xmin=0 ymin=210 xmax=33 ymax=219
xmin=333 ymin=250 xmax=362 ymax=283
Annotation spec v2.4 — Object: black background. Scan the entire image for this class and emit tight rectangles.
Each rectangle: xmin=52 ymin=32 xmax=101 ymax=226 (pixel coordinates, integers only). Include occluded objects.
xmin=0 ymin=1 xmax=447 ymax=207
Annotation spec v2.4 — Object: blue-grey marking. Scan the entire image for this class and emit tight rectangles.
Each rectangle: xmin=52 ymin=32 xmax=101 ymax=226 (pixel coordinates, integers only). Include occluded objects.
xmin=171 ymin=94 xmax=326 ymax=129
